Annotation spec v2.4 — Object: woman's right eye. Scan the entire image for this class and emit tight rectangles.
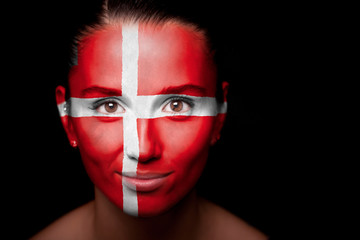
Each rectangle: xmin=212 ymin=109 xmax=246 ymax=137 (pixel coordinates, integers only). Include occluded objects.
xmin=96 ymin=101 xmax=125 ymax=114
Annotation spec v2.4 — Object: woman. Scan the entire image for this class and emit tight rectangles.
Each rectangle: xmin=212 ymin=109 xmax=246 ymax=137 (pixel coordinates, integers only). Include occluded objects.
xmin=31 ymin=0 xmax=267 ymax=239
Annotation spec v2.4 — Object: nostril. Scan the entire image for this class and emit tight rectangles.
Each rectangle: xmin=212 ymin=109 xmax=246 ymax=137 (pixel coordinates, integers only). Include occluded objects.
xmin=137 ymin=140 xmax=162 ymax=163
xmin=137 ymin=152 xmax=161 ymax=163
xmin=123 ymin=146 xmax=139 ymax=173
xmin=127 ymin=155 xmax=139 ymax=161
xmin=124 ymin=141 xmax=161 ymax=163
xmin=124 ymin=145 xmax=139 ymax=161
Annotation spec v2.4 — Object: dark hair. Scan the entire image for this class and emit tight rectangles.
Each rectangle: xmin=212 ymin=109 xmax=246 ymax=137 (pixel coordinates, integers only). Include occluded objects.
xmin=64 ymin=0 xmax=226 ymax=102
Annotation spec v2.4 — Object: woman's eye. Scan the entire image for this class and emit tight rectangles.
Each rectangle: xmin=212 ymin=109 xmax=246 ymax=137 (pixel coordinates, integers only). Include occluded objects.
xmin=96 ymin=101 xmax=125 ymax=114
xmin=162 ymin=100 xmax=192 ymax=113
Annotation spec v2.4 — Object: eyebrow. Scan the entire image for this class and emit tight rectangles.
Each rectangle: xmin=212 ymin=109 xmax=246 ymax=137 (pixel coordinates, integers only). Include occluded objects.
xmin=80 ymin=84 xmax=207 ymax=97
xmin=158 ymin=84 xmax=207 ymax=96
xmin=80 ymin=86 xmax=122 ymax=98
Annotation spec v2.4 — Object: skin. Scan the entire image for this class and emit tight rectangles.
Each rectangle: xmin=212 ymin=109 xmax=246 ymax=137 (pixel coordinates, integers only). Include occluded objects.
xmin=63 ymin=22 xmax=224 ymax=217
xmin=31 ymin=21 xmax=268 ymax=240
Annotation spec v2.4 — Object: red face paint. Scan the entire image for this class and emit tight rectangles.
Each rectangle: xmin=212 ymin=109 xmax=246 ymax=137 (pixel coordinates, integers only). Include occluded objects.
xmin=63 ymin=23 xmax=223 ymax=217
xmin=135 ymin=24 xmax=217 ymax=216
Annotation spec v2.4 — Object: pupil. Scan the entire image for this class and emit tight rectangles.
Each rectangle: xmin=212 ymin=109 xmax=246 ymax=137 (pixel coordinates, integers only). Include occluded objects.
xmin=171 ymin=101 xmax=183 ymax=112
xmin=105 ymin=102 xmax=118 ymax=113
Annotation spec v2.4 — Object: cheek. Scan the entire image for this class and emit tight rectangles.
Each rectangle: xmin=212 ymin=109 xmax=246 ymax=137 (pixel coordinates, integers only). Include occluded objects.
xmin=164 ymin=117 xmax=214 ymax=198
xmin=72 ymin=117 xmax=125 ymax=207
xmin=73 ymin=117 xmax=124 ymax=162
xmin=137 ymin=117 xmax=215 ymax=216
xmin=161 ymin=117 xmax=213 ymax=172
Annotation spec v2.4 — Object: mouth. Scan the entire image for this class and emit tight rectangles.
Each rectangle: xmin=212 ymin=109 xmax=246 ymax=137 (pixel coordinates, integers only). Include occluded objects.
xmin=118 ymin=171 xmax=173 ymax=192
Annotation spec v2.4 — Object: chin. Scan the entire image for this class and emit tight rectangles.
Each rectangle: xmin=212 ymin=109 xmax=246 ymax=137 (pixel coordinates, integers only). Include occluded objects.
xmin=136 ymin=185 xmax=198 ymax=218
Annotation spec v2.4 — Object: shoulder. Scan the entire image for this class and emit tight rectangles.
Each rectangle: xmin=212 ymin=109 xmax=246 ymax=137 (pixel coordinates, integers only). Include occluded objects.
xmin=199 ymin=198 xmax=268 ymax=240
xmin=30 ymin=201 xmax=95 ymax=240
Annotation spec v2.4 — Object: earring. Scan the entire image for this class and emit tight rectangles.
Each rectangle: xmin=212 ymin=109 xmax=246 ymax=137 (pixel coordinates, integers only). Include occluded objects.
xmin=70 ymin=140 xmax=78 ymax=148
xmin=63 ymin=101 xmax=69 ymax=114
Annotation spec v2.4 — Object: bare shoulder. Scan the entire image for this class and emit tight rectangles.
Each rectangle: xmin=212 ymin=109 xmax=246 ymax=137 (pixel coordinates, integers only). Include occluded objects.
xmin=30 ymin=201 xmax=95 ymax=240
xmin=199 ymin=198 xmax=268 ymax=240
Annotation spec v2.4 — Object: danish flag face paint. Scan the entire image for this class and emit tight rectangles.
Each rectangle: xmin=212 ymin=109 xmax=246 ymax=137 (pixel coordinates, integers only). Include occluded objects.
xmin=57 ymin=23 xmax=227 ymax=217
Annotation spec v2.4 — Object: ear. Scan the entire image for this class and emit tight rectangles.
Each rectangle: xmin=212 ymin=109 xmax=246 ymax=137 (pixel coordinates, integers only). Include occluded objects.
xmin=55 ymin=86 xmax=78 ymax=147
xmin=211 ymin=81 xmax=229 ymax=145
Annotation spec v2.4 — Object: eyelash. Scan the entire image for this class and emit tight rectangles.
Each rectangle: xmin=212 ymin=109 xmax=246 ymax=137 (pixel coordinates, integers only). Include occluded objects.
xmin=163 ymin=96 xmax=194 ymax=108
xmin=87 ymin=96 xmax=195 ymax=112
xmin=89 ymin=97 xmax=123 ymax=110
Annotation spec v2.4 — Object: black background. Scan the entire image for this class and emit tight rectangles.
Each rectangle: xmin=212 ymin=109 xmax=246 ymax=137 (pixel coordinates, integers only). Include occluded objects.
xmin=3 ymin=1 xmax=310 ymax=239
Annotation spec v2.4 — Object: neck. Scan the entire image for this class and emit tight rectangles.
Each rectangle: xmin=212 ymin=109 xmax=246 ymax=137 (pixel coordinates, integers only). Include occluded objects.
xmin=93 ymin=187 xmax=201 ymax=240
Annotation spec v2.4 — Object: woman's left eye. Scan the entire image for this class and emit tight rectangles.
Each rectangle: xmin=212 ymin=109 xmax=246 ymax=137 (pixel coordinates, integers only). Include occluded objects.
xmin=96 ymin=101 xmax=125 ymax=114
xmin=162 ymin=99 xmax=192 ymax=113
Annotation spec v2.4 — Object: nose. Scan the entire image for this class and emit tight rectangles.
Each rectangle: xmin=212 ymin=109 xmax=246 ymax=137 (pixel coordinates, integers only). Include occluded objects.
xmin=136 ymin=119 xmax=161 ymax=163
xmin=124 ymin=118 xmax=161 ymax=163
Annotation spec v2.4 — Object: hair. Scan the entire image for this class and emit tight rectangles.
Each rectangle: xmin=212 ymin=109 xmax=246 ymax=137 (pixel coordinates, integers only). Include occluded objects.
xmin=64 ymin=0 xmax=226 ymax=102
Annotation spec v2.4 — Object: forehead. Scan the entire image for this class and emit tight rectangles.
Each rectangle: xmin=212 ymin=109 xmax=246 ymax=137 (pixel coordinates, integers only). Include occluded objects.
xmin=70 ymin=22 xmax=217 ymax=97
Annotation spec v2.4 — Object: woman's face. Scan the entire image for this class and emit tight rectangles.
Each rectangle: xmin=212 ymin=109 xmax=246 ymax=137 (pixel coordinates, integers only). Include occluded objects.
xmin=57 ymin=22 xmax=226 ymax=217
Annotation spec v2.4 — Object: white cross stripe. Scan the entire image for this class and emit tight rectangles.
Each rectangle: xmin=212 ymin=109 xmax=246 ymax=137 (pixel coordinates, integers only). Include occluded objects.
xmin=58 ymin=95 xmax=225 ymax=118
xmin=121 ymin=23 xmax=140 ymax=216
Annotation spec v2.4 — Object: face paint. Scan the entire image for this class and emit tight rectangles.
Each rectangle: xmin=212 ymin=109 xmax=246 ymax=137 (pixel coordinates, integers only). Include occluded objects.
xmin=58 ymin=23 xmax=227 ymax=217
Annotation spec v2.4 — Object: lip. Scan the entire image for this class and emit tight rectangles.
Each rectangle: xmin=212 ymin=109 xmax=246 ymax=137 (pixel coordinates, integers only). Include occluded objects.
xmin=119 ymin=171 xmax=173 ymax=192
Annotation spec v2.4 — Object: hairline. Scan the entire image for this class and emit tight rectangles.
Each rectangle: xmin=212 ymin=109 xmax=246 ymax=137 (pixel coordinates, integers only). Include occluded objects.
xmin=74 ymin=17 xmax=209 ymax=55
